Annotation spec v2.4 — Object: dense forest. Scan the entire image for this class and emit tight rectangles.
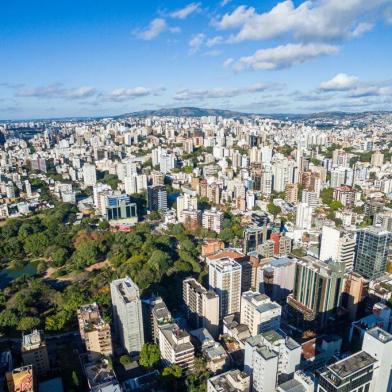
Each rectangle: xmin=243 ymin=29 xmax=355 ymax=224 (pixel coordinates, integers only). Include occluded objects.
xmin=0 ymin=202 xmax=243 ymax=335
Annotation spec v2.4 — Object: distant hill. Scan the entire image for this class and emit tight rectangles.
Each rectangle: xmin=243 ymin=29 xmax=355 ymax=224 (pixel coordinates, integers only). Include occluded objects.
xmin=119 ymin=107 xmax=391 ymax=122
xmin=121 ymin=107 xmax=252 ymax=118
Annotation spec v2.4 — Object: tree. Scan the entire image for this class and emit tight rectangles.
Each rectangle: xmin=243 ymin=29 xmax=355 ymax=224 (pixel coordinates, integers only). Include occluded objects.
xmin=320 ymin=188 xmax=334 ymax=205
xmin=24 ymin=232 xmax=50 ymax=256
xmin=17 ymin=316 xmax=40 ymax=331
xmin=72 ymin=371 xmax=80 ymax=388
xmin=186 ymin=357 xmax=209 ymax=392
xmin=119 ymin=355 xmax=132 ymax=366
xmin=72 ymin=239 xmax=99 ymax=268
xmin=37 ymin=262 xmax=47 ymax=274
xmin=162 ymin=363 xmax=183 ymax=390
xmin=51 ymin=247 xmax=68 ymax=266
xmin=219 ymin=227 xmax=235 ymax=243
xmin=329 ymin=200 xmax=343 ymax=211
xmin=162 ymin=364 xmax=182 ymax=378
xmin=267 ymin=203 xmax=281 ymax=217
xmin=0 ymin=309 xmax=18 ymax=328
xmin=139 ymin=343 xmax=161 ymax=368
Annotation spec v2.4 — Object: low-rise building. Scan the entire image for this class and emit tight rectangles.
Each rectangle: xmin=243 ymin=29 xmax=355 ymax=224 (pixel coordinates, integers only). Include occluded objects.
xmin=207 ymin=370 xmax=250 ymax=392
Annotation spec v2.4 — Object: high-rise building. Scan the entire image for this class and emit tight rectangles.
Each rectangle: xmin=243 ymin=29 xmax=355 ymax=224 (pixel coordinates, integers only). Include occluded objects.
xmin=209 ymin=257 xmax=242 ymax=318
xmin=354 ymin=226 xmax=392 ymax=280
xmin=158 ymin=324 xmax=195 ymax=370
xmin=317 ymin=351 xmax=377 ymax=392
xmin=30 ymin=157 xmax=47 ymax=173
xmin=141 ymin=296 xmax=172 ymax=344
xmin=6 ymin=365 xmax=34 ymax=392
xmin=24 ymin=180 xmax=32 ymax=198
xmin=287 ymin=256 xmax=345 ymax=327
xmin=83 ymin=163 xmax=97 ymax=186
xmin=183 ymin=278 xmax=219 ymax=338
xmin=150 ymin=171 xmax=165 ymax=186
xmin=176 ymin=193 xmax=198 ymax=221
xmin=301 ymin=189 xmax=319 ymax=208
xmin=319 ymin=226 xmax=356 ymax=271
xmin=240 ymin=292 xmax=281 ymax=336
xmin=333 ymin=186 xmax=356 ymax=207
xmin=295 ymin=202 xmax=313 ymax=230
xmin=104 ymin=194 xmax=138 ymax=222
xmin=258 ymin=257 xmax=296 ymax=302
xmin=202 ymin=209 xmax=224 ymax=233
xmin=269 ymin=232 xmax=292 ymax=257
xmin=77 ymin=303 xmax=113 ymax=359
xmin=124 ymin=173 xmax=147 ymax=195
xmin=361 ymin=327 xmax=392 ymax=392
xmin=110 ymin=276 xmax=144 ymax=357
xmin=5 ymin=182 xmax=15 ymax=198
xmin=244 ymin=330 xmax=301 ymax=390
xmin=273 ymin=161 xmax=289 ymax=192
xmin=342 ymin=272 xmax=368 ymax=321
xmin=21 ymin=330 xmax=50 ymax=376
xmin=243 ymin=225 xmax=267 ymax=254
xmin=371 ymin=151 xmax=384 ymax=167
xmin=285 ymin=183 xmax=298 ymax=204
xmin=147 ymin=185 xmax=168 ymax=211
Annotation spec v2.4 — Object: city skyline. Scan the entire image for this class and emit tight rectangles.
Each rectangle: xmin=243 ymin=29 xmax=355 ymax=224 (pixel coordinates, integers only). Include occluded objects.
xmin=1 ymin=0 xmax=392 ymax=119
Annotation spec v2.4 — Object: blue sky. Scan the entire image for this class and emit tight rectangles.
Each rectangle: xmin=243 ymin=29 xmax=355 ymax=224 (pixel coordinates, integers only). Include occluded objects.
xmin=1 ymin=0 xmax=392 ymax=119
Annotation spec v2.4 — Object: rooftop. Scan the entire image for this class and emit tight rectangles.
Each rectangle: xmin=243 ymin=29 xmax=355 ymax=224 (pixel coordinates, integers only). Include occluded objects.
xmin=366 ymin=327 xmax=392 ymax=343
xmin=329 ymin=351 xmax=376 ymax=379
xmin=22 ymin=330 xmax=45 ymax=351
xmin=277 ymin=379 xmax=306 ymax=392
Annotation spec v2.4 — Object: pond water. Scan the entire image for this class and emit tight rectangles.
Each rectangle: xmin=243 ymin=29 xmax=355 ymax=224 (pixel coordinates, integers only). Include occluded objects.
xmin=0 ymin=263 xmax=38 ymax=289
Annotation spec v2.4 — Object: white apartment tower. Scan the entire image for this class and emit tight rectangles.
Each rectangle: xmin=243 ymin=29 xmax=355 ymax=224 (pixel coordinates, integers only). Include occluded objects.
xmin=110 ymin=276 xmax=144 ymax=357
xmin=319 ymin=226 xmax=356 ymax=270
xmin=244 ymin=331 xmax=301 ymax=391
xmin=209 ymin=257 xmax=242 ymax=318
xmin=296 ymin=203 xmax=313 ymax=230
xmin=83 ymin=163 xmax=97 ymax=186
xmin=240 ymin=291 xmax=281 ymax=336
xmin=362 ymin=327 xmax=392 ymax=392
xmin=202 ymin=208 xmax=224 ymax=233
xmin=177 ymin=193 xmax=198 ymax=221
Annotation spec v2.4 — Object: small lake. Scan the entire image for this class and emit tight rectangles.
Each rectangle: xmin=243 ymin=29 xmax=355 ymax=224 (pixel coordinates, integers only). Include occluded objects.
xmin=0 ymin=263 xmax=38 ymax=289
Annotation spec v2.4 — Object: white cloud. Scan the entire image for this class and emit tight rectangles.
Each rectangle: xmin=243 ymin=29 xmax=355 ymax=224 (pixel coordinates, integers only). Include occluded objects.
xmin=350 ymin=22 xmax=373 ymax=37
xmin=66 ymin=86 xmax=97 ymax=99
xmin=16 ymin=84 xmax=97 ymax=100
xmin=105 ymin=87 xmax=165 ymax=102
xmin=223 ymin=58 xmax=234 ymax=67
xmin=215 ymin=0 xmax=389 ymax=43
xmin=170 ymin=3 xmax=201 ymax=19
xmin=348 ymin=85 xmax=392 ymax=98
xmin=220 ymin=0 xmax=231 ymax=7
xmin=189 ymin=33 xmax=206 ymax=54
xmin=319 ymin=74 xmax=392 ymax=98
xmin=232 ymin=43 xmax=339 ymax=71
xmin=137 ymin=18 xmax=179 ymax=40
xmin=385 ymin=7 xmax=392 ymax=24
xmin=206 ymin=36 xmax=224 ymax=47
xmin=320 ymin=73 xmax=359 ymax=91
xmin=173 ymin=83 xmax=270 ymax=101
